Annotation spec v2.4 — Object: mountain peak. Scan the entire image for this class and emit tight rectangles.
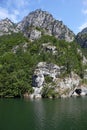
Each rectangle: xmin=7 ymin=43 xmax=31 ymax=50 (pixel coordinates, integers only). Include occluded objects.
xmin=0 ymin=18 xmax=19 ymax=36
xmin=17 ymin=9 xmax=75 ymax=42
xmin=29 ymin=9 xmax=52 ymax=15
xmin=0 ymin=9 xmax=75 ymax=42
xmin=2 ymin=18 xmax=12 ymax=22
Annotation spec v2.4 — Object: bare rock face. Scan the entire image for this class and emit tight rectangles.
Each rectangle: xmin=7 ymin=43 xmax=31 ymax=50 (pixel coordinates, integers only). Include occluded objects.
xmin=41 ymin=43 xmax=57 ymax=54
xmin=0 ymin=18 xmax=19 ymax=36
xmin=32 ymin=62 xmax=82 ymax=98
xmin=77 ymin=48 xmax=87 ymax=65
xmin=72 ymin=86 xmax=87 ymax=96
xmin=84 ymin=69 xmax=87 ymax=79
xmin=31 ymin=62 xmax=64 ymax=98
xmin=17 ymin=9 xmax=75 ymax=42
xmin=0 ymin=9 xmax=75 ymax=41
xmin=32 ymin=62 xmax=64 ymax=88
xmin=12 ymin=42 xmax=28 ymax=53
xmin=24 ymin=28 xmax=41 ymax=41
xmin=33 ymin=74 xmax=44 ymax=88
xmin=31 ymin=62 xmax=87 ymax=99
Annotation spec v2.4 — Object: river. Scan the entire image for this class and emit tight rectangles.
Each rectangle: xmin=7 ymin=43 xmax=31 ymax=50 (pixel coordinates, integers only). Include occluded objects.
xmin=0 ymin=97 xmax=87 ymax=130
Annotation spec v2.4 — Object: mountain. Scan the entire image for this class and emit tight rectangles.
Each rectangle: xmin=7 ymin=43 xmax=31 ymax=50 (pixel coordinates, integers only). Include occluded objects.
xmin=76 ymin=27 xmax=87 ymax=48
xmin=0 ymin=18 xmax=19 ymax=36
xmin=0 ymin=9 xmax=75 ymax=42
xmin=17 ymin=9 xmax=75 ymax=42
xmin=0 ymin=9 xmax=87 ymax=99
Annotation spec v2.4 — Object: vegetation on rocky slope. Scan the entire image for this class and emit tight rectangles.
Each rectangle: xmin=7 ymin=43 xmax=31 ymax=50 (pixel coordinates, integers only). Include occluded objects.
xmin=0 ymin=32 xmax=86 ymax=98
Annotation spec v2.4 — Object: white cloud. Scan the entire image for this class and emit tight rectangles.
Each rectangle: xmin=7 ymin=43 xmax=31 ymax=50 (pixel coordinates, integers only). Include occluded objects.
xmin=79 ymin=22 xmax=87 ymax=31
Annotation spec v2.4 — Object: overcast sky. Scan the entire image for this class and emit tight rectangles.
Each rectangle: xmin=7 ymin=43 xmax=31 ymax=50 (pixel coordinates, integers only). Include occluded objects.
xmin=0 ymin=0 xmax=87 ymax=34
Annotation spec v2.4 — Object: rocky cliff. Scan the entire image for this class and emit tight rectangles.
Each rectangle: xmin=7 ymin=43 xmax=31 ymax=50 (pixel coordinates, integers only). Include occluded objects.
xmin=30 ymin=43 xmax=87 ymax=99
xmin=30 ymin=63 xmax=84 ymax=99
xmin=17 ymin=9 xmax=75 ymax=42
xmin=0 ymin=18 xmax=19 ymax=36
xmin=0 ymin=9 xmax=75 ymax=42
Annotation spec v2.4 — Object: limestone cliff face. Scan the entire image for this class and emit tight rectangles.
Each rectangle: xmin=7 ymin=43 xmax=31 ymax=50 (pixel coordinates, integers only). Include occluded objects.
xmin=31 ymin=62 xmax=87 ymax=99
xmin=17 ymin=9 xmax=75 ymax=42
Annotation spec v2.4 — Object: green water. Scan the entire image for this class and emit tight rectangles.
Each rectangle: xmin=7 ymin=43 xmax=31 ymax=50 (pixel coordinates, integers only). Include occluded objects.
xmin=0 ymin=97 xmax=87 ymax=130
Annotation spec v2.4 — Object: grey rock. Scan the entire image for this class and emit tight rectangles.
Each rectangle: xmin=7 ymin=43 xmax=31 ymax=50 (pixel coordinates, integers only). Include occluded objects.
xmin=77 ymin=48 xmax=87 ymax=65
xmin=32 ymin=62 xmax=64 ymax=87
xmin=12 ymin=42 xmax=28 ymax=53
xmin=32 ymin=62 xmax=87 ymax=98
xmin=41 ymin=43 xmax=57 ymax=54
xmin=0 ymin=9 xmax=75 ymax=42
xmin=84 ymin=69 xmax=87 ymax=79
xmin=32 ymin=74 xmax=44 ymax=87
xmin=0 ymin=18 xmax=19 ymax=36
xmin=24 ymin=29 xmax=41 ymax=41
xmin=32 ymin=62 xmax=82 ymax=98
xmin=17 ymin=9 xmax=75 ymax=42
xmin=72 ymin=86 xmax=87 ymax=96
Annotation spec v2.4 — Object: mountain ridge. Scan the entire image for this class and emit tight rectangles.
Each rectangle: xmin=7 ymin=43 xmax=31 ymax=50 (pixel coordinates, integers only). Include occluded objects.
xmin=0 ymin=9 xmax=75 ymax=42
xmin=76 ymin=27 xmax=87 ymax=48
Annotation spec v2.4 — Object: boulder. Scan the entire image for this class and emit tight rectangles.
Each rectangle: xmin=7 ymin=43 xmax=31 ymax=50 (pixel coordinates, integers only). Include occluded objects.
xmin=42 ymin=43 xmax=57 ymax=54
xmin=32 ymin=62 xmax=63 ymax=88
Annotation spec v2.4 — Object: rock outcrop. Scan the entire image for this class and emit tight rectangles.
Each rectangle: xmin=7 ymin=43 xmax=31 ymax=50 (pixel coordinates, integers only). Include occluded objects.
xmin=32 ymin=62 xmax=65 ymax=87
xmin=0 ymin=18 xmax=19 ymax=36
xmin=12 ymin=42 xmax=28 ymax=53
xmin=41 ymin=43 xmax=57 ymax=54
xmin=31 ymin=62 xmax=87 ymax=99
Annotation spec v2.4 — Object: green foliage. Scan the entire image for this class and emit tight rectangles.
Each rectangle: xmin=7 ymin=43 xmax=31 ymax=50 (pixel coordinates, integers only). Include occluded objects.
xmin=45 ymin=76 xmax=53 ymax=83
xmin=80 ymin=79 xmax=87 ymax=85
xmin=0 ymin=33 xmax=33 ymax=98
xmin=0 ymin=33 xmax=28 ymax=55
xmin=82 ymin=48 xmax=87 ymax=58
xmin=42 ymin=86 xmax=57 ymax=98
xmin=0 ymin=33 xmax=85 ymax=98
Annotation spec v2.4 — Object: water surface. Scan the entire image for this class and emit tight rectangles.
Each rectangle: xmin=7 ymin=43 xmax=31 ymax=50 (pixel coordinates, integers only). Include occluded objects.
xmin=0 ymin=97 xmax=87 ymax=130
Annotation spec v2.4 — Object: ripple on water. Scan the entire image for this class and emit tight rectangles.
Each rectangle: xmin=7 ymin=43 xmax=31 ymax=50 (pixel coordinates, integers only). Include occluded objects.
xmin=0 ymin=98 xmax=87 ymax=130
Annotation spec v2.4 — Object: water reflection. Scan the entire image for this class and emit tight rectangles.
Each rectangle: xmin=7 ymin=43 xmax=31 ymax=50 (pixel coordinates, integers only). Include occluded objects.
xmin=29 ymin=98 xmax=87 ymax=130
xmin=0 ymin=98 xmax=87 ymax=130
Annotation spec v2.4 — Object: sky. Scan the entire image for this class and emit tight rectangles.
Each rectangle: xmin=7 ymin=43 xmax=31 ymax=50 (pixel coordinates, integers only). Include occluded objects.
xmin=0 ymin=0 xmax=87 ymax=34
